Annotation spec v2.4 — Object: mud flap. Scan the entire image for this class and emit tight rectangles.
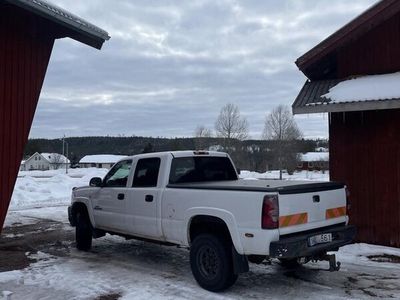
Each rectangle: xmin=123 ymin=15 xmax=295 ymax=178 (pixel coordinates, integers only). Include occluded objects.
xmin=232 ymin=247 xmax=249 ymax=274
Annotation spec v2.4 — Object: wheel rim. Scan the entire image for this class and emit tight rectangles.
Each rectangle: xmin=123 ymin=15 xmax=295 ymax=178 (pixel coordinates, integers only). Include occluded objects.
xmin=197 ymin=245 xmax=220 ymax=280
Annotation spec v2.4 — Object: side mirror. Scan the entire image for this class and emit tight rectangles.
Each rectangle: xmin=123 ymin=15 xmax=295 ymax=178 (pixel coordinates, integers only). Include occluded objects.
xmin=89 ymin=177 xmax=103 ymax=187
xmin=237 ymin=168 xmax=241 ymax=175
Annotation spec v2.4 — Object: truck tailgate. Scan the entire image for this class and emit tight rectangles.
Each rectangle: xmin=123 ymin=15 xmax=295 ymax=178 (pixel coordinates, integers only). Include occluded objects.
xmin=278 ymin=186 xmax=347 ymax=235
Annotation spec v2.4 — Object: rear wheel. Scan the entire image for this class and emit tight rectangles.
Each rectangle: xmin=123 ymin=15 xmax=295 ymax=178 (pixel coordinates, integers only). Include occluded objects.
xmin=75 ymin=210 xmax=92 ymax=251
xmin=190 ymin=234 xmax=237 ymax=292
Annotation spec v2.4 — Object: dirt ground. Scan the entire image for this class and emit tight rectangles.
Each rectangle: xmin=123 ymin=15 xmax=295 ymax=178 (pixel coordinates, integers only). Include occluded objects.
xmin=0 ymin=219 xmax=74 ymax=272
xmin=2 ymin=210 xmax=400 ymax=300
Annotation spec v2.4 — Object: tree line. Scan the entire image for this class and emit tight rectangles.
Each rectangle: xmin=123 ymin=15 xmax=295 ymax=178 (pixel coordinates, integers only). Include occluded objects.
xmin=24 ymin=104 xmax=327 ymax=172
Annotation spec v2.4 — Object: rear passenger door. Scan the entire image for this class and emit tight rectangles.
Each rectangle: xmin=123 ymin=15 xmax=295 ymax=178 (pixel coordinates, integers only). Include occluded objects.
xmin=125 ymin=157 xmax=163 ymax=239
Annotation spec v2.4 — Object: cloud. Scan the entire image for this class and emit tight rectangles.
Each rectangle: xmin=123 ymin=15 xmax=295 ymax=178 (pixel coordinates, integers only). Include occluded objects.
xmin=30 ymin=0 xmax=377 ymax=138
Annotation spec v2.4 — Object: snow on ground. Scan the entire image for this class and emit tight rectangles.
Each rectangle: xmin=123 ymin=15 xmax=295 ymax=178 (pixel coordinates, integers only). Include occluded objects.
xmin=11 ymin=168 xmax=108 ymax=211
xmin=240 ymin=170 xmax=329 ymax=181
xmin=2 ymin=168 xmax=400 ymax=299
xmin=2 ymin=209 xmax=400 ymax=300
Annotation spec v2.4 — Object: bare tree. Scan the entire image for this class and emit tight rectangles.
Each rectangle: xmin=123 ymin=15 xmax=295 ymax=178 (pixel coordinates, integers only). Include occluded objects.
xmin=194 ymin=125 xmax=212 ymax=150
xmin=49 ymin=153 xmax=64 ymax=170
xmin=263 ymin=105 xmax=302 ymax=179
xmin=215 ymin=103 xmax=249 ymax=151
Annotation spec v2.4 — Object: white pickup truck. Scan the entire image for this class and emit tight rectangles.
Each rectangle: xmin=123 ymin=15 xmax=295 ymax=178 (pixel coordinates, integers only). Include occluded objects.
xmin=68 ymin=151 xmax=355 ymax=292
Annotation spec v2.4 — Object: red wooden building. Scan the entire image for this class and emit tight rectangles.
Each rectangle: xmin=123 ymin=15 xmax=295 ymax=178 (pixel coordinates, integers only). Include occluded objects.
xmin=0 ymin=0 xmax=109 ymax=231
xmin=293 ymin=0 xmax=400 ymax=247
xmin=297 ymin=152 xmax=329 ymax=172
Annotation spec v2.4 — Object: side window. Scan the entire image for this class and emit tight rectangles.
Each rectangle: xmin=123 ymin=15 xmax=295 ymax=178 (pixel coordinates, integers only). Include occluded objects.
xmin=132 ymin=158 xmax=161 ymax=188
xmin=103 ymin=160 xmax=132 ymax=187
xmin=169 ymin=157 xmax=196 ymax=184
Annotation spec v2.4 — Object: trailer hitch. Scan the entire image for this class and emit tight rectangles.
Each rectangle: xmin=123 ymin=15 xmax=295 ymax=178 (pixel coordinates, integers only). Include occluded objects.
xmin=313 ymin=254 xmax=341 ymax=271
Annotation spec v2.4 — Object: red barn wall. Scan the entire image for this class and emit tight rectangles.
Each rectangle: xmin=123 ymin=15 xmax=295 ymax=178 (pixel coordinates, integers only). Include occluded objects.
xmin=0 ymin=5 xmax=54 ymax=229
xmin=337 ymin=12 xmax=400 ymax=78
xmin=330 ymin=110 xmax=400 ymax=247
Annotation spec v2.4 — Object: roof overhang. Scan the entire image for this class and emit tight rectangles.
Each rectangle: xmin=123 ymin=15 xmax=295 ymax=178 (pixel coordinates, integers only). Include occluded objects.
xmin=5 ymin=0 xmax=110 ymax=49
xmin=292 ymin=77 xmax=400 ymax=114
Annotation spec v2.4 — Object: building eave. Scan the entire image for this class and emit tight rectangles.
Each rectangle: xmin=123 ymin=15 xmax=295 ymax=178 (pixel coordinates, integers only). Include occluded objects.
xmin=5 ymin=0 xmax=110 ymax=49
xmin=293 ymin=99 xmax=400 ymax=115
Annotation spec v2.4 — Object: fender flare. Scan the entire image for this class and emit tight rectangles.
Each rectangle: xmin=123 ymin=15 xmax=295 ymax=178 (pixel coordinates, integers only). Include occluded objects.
xmin=184 ymin=207 xmax=244 ymax=254
xmin=71 ymin=198 xmax=96 ymax=227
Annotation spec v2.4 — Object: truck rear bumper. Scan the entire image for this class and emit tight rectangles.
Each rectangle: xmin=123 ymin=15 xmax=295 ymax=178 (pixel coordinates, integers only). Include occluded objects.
xmin=269 ymin=225 xmax=356 ymax=259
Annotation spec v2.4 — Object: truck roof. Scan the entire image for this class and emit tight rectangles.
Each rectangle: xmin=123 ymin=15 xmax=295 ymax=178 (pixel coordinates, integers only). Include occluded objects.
xmin=124 ymin=150 xmax=229 ymax=160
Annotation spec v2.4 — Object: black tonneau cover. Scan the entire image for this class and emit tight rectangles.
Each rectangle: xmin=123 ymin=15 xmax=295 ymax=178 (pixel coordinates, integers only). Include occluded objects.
xmin=167 ymin=179 xmax=344 ymax=195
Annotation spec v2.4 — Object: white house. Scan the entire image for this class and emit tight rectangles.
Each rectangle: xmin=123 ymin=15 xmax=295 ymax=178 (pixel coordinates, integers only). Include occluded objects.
xmin=208 ymin=145 xmax=224 ymax=152
xmin=21 ymin=152 xmax=70 ymax=171
xmin=79 ymin=154 xmax=127 ymax=169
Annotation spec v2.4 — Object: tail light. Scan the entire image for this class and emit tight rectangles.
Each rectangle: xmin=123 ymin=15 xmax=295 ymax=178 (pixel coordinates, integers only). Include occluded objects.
xmin=345 ymin=186 xmax=351 ymax=214
xmin=262 ymin=195 xmax=279 ymax=229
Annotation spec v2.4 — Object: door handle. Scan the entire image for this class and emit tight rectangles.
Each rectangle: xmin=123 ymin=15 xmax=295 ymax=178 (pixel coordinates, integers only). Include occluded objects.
xmin=145 ymin=195 xmax=154 ymax=202
xmin=94 ymin=206 xmax=103 ymax=210
xmin=117 ymin=193 xmax=125 ymax=200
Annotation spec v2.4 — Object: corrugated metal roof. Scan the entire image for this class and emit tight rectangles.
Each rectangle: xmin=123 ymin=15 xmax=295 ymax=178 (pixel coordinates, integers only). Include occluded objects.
xmin=292 ymin=79 xmax=400 ymax=114
xmin=5 ymin=0 xmax=110 ymax=49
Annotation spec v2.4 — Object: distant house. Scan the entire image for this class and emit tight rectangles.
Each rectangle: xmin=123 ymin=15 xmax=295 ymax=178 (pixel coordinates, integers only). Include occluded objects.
xmin=79 ymin=155 xmax=128 ymax=169
xmin=21 ymin=152 xmax=70 ymax=171
xmin=315 ymin=147 xmax=329 ymax=152
xmin=208 ymin=145 xmax=224 ymax=152
xmin=297 ymin=152 xmax=329 ymax=171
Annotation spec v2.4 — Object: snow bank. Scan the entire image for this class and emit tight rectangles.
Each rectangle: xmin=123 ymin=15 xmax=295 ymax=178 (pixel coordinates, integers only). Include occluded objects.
xmin=79 ymin=154 xmax=127 ymax=164
xmin=10 ymin=168 xmax=108 ymax=210
xmin=240 ymin=170 xmax=329 ymax=181
xmin=11 ymin=168 xmax=328 ymax=211
xmin=323 ymin=72 xmax=400 ymax=103
xmin=337 ymin=243 xmax=400 ymax=269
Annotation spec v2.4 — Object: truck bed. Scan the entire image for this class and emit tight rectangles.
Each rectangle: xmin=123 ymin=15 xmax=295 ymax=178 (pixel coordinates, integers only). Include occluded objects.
xmin=167 ymin=179 xmax=344 ymax=194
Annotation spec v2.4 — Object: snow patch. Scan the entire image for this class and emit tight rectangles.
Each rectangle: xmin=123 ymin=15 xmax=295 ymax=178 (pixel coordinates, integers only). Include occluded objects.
xmin=240 ymin=170 xmax=329 ymax=181
xmin=79 ymin=154 xmax=128 ymax=164
xmin=323 ymin=72 xmax=400 ymax=103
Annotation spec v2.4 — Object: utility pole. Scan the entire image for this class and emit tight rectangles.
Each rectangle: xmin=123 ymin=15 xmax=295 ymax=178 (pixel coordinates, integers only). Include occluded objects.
xmin=61 ymin=135 xmax=69 ymax=174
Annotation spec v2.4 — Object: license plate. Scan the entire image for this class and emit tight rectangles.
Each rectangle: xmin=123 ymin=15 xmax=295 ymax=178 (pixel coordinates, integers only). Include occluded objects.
xmin=308 ymin=233 xmax=332 ymax=246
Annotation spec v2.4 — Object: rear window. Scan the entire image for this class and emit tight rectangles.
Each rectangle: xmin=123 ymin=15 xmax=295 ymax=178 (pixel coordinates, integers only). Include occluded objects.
xmin=132 ymin=158 xmax=161 ymax=187
xmin=169 ymin=156 xmax=237 ymax=184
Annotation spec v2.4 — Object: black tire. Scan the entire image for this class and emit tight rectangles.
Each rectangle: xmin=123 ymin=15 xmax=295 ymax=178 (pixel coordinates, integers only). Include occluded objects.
xmin=75 ymin=210 xmax=92 ymax=251
xmin=248 ymin=255 xmax=266 ymax=264
xmin=190 ymin=234 xmax=238 ymax=292
xmin=279 ymin=258 xmax=300 ymax=268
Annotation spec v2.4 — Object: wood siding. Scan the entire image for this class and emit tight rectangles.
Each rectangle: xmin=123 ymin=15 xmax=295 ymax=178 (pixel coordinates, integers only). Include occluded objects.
xmin=337 ymin=12 xmax=400 ymax=78
xmin=330 ymin=110 xmax=400 ymax=247
xmin=0 ymin=4 xmax=54 ymax=229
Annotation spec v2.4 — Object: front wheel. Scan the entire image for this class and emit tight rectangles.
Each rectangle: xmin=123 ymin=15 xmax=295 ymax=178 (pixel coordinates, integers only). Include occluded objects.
xmin=75 ymin=210 xmax=92 ymax=251
xmin=190 ymin=234 xmax=237 ymax=292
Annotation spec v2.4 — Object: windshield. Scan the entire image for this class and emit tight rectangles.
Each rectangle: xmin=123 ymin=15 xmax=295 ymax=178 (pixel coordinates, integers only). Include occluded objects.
xmin=169 ymin=156 xmax=238 ymax=184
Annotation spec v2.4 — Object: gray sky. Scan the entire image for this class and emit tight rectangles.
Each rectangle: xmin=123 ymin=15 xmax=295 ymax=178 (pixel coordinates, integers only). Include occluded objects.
xmin=30 ymin=0 xmax=377 ymax=139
